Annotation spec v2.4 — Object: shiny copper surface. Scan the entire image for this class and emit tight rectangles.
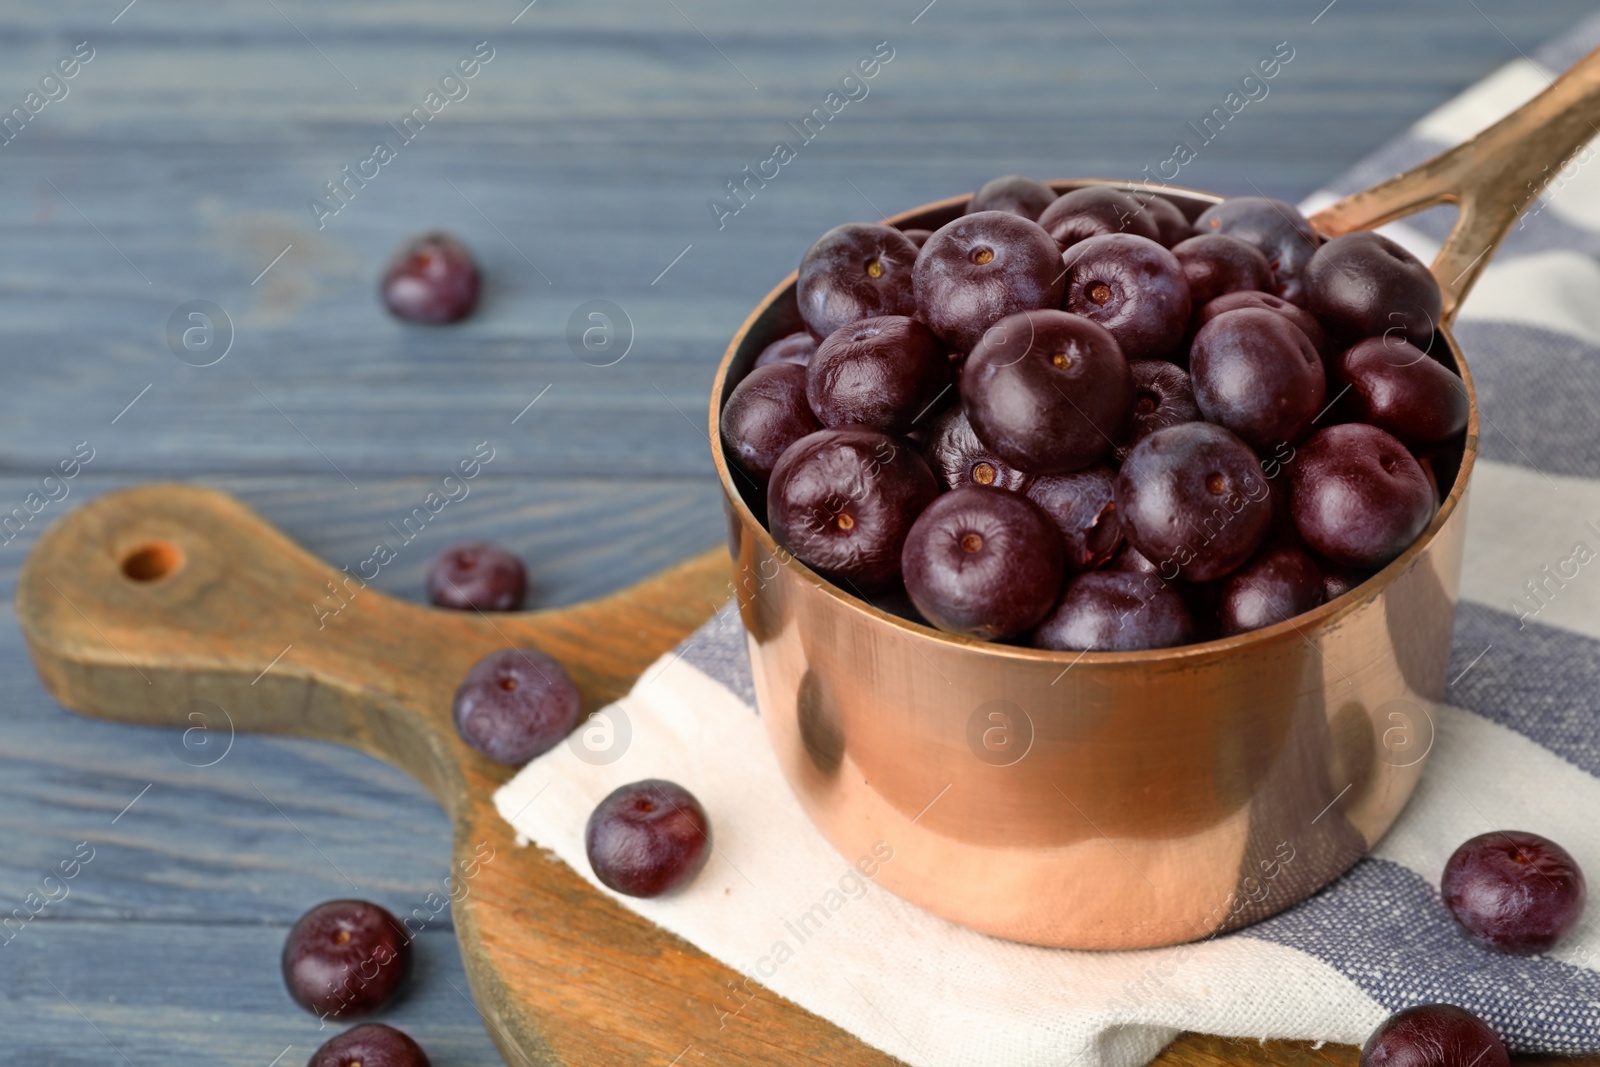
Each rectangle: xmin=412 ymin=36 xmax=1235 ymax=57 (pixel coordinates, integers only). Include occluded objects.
xmin=707 ymin=47 xmax=1599 ymax=949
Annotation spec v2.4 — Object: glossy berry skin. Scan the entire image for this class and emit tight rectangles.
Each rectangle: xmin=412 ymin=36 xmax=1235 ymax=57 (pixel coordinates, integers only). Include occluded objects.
xmin=380 ymin=233 xmax=480 ymax=324
xmin=1037 ymin=186 xmax=1161 ymax=251
xmin=1115 ymin=422 xmax=1272 ymax=582
xmin=1025 ymin=467 xmax=1123 ymax=571
xmin=1190 ymin=308 xmax=1326 ymax=451
xmin=960 ymin=309 xmax=1132 ymax=474
xmin=1194 ymin=289 xmax=1333 ymax=364
xmin=1217 ymin=542 xmax=1323 ymax=635
xmin=586 ymin=779 xmax=711 ymax=898
xmin=767 ymin=428 xmax=939 ymax=593
xmin=967 ymin=175 xmax=1057 ymax=221
xmin=1339 ymin=337 xmax=1469 ymax=450
xmin=308 ymin=1024 xmax=431 ymax=1067
xmin=913 ymin=211 xmax=1066 ymax=354
xmin=282 ymin=900 xmax=411 ymax=1019
xmin=1108 ymin=542 xmax=1159 ymax=575
xmin=901 ymin=487 xmax=1065 ymax=640
xmin=1061 ymin=233 xmax=1192 ymax=361
xmin=1194 ymin=197 xmax=1320 ymax=304
xmin=1121 ymin=359 xmax=1201 ymax=453
xmin=1032 ymin=571 xmax=1194 ymax=651
xmin=796 ymin=223 xmax=920 ymax=340
xmin=1322 ymin=562 xmax=1372 ymax=601
xmin=1304 ymin=231 xmax=1441 ymax=348
xmin=452 ymin=648 xmax=582 ymax=765
xmin=806 ymin=316 xmax=951 ymax=433
xmin=426 ymin=542 xmax=527 ymax=612
xmin=1172 ymin=233 xmax=1272 ymax=308
xmin=720 ymin=363 xmax=822 ymax=486
xmin=922 ymin=405 xmax=1032 ymax=493
xmin=1360 ymin=1004 xmax=1509 ymax=1067
xmin=1291 ymin=424 xmax=1436 ymax=569
xmin=1441 ymin=830 xmax=1587 ymax=955
xmin=1137 ymin=194 xmax=1195 ymax=247
xmin=753 ymin=331 xmax=819 ymax=369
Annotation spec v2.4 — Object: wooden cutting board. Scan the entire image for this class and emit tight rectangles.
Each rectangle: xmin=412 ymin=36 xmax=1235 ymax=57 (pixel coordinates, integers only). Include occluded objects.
xmin=14 ymin=483 xmax=1585 ymax=1067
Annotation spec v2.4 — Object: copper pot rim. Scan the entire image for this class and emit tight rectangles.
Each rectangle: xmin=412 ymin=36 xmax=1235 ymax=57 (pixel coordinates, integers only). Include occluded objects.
xmin=709 ymin=178 xmax=1481 ymax=667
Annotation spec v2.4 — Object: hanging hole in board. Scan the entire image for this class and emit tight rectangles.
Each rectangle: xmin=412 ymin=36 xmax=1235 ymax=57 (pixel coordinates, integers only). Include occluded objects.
xmin=121 ymin=542 xmax=183 ymax=582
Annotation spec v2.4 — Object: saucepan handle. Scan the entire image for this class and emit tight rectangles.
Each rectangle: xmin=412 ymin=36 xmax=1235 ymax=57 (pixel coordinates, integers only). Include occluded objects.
xmin=1310 ymin=44 xmax=1600 ymax=324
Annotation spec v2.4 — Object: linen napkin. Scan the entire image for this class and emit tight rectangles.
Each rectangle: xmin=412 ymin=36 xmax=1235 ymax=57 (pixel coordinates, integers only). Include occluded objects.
xmin=498 ymin=18 xmax=1600 ymax=1065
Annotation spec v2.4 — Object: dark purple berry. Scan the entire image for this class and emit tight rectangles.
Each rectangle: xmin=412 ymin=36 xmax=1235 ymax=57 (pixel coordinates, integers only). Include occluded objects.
xmin=1194 ymin=289 xmax=1333 ymax=363
xmin=754 ymin=331 xmax=819 ymax=369
xmin=796 ymin=223 xmax=919 ymax=339
xmin=960 ymin=309 xmax=1132 ymax=474
xmin=1115 ymin=422 xmax=1272 ymax=582
xmin=913 ymin=211 xmax=1065 ymax=354
xmin=806 ymin=316 xmax=951 ymax=433
xmin=767 ymin=427 xmax=939 ymax=593
xmin=1190 ymin=307 xmax=1326 ymax=451
xmin=1266 ymin=469 xmax=1299 ymax=540
xmin=380 ymin=233 xmax=480 ymax=324
xmin=1032 ymin=571 xmax=1194 ymax=651
xmin=1291 ymin=424 xmax=1436 ymax=569
xmin=1418 ymin=455 xmax=1442 ymax=503
xmin=1304 ymin=231 xmax=1442 ymax=348
xmin=1025 ymin=467 xmax=1123 ymax=571
xmin=1360 ymin=1004 xmax=1508 ymax=1067
xmin=1108 ymin=542 xmax=1159 ymax=575
xmin=1195 ymin=197 xmax=1320 ymax=304
xmin=452 ymin=647 xmax=582 ymax=765
xmin=1442 ymin=830 xmax=1586 ymax=955
xmin=1062 ymin=233 xmax=1192 ymax=361
xmin=720 ymin=363 xmax=822 ymax=486
xmin=586 ymin=779 xmax=710 ymax=898
xmin=1339 ymin=337 xmax=1469 ymax=450
xmin=922 ymin=405 xmax=1032 ymax=493
xmin=426 ymin=542 xmax=528 ymax=612
xmin=282 ymin=900 xmax=411 ymax=1019
xmin=967 ymin=175 xmax=1057 ymax=221
xmin=1135 ymin=193 xmax=1196 ymax=247
xmin=901 ymin=487 xmax=1064 ymax=639
xmin=1172 ymin=233 xmax=1272 ymax=307
xmin=1121 ymin=359 xmax=1201 ymax=452
xmin=1217 ymin=542 xmax=1323 ymax=635
xmin=1037 ymin=186 xmax=1161 ymax=251
xmin=1321 ymin=562 xmax=1371 ymax=601
xmin=308 ymin=1024 xmax=431 ymax=1067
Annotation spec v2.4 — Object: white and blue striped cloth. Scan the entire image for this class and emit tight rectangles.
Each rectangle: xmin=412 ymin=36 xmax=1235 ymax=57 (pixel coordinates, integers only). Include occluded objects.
xmin=498 ymin=21 xmax=1600 ymax=1066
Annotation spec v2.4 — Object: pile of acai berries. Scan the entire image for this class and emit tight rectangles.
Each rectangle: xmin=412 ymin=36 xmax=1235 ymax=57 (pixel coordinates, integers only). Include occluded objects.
xmin=720 ymin=176 xmax=1466 ymax=651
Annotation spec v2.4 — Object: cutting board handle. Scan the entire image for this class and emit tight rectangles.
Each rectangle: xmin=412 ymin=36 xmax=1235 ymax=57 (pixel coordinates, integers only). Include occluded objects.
xmin=14 ymin=482 xmax=727 ymax=811
xmin=1310 ymin=43 xmax=1600 ymax=323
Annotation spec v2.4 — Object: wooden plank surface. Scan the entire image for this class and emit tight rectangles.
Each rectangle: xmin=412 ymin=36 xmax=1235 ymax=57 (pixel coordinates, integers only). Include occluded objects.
xmin=3 ymin=0 xmax=1597 ymax=1062
xmin=14 ymin=484 xmax=895 ymax=1067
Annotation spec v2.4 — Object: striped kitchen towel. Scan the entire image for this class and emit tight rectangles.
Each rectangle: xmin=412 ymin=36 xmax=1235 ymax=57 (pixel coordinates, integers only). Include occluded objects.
xmin=497 ymin=19 xmax=1600 ymax=1067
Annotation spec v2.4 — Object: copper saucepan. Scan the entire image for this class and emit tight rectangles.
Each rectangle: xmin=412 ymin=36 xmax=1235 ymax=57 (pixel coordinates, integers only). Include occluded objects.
xmin=709 ymin=47 xmax=1600 ymax=949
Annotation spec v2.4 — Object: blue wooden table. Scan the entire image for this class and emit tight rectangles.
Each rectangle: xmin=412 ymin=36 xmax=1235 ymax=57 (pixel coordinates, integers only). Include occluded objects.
xmin=2 ymin=1 xmax=1593 ymax=1061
